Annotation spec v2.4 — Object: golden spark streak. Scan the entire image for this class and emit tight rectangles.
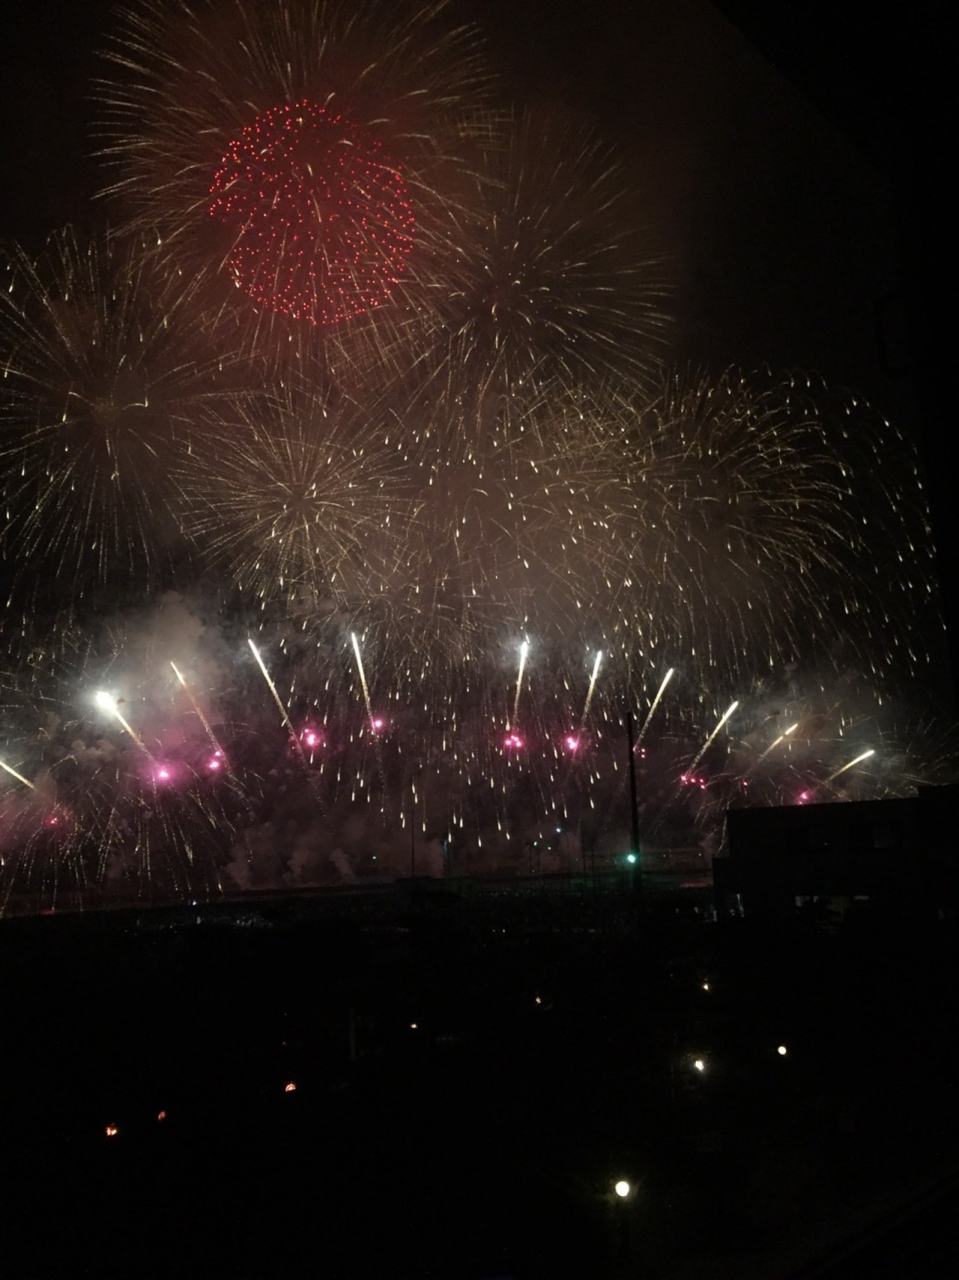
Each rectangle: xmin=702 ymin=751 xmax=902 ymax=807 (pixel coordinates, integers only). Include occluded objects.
xmin=826 ymin=748 xmax=875 ymax=783
xmin=350 ymin=632 xmax=375 ymax=729
xmin=247 ymin=640 xmax=297 ymax=739
xmin=0 ymin=759 xmax=35 ymax=789
xmin=685 ymin=700 xmax=739 ymax=778
xmin=170 ymin=662 xmax=230 ymax=770
xmin=510 ymin=639 xmax=529 ymax=730
xmin=758 ymin=722 xmax=798 ymax=762
xmin=94 ymin=691 xmax=152 ymax=757
xmin=636 ymin=667 xmax=675 ymax=747
xmin=580 ymin=650 xmax=603 ymax=726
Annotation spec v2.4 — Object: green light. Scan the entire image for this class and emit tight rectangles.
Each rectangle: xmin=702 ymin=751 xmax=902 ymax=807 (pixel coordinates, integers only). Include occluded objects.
xmin=625 ymin=852 xmax=638 ymax=865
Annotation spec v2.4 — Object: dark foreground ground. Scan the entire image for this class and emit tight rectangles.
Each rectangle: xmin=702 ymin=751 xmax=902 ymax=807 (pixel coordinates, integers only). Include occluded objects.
xmin=2 ymin=881 xmax=958 ymax=1278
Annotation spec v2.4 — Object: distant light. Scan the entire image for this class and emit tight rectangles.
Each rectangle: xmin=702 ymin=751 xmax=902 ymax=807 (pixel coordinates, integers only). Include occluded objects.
xmin=157 ymin=1110 xmax=167 ymax=1122
xmin=371 ymin=716 xmax=385 ymax=732
xmin=105 ymin=1124 xmax=118 ymax=1138
xmin=410 ymin=1022 xmax=418 ymax=1030
xmin=155 ymin=766 xmax=171 ymax=782
xmin=534 ymin=996 xmax=542 ymax=1005
xmin=702 ymin=982 xmax=710 ymax=992
xmin=693 ymin=1058 xmax=705 ymax=1072
xmin=625 ymin=852 xmax=638 ymax=865
xmin=94 ymin=691 xmax=117 ymax=712
xmin=283 ymin=1081 xmax=297 ymax=1093
xmin=504 ymin=733 xmax=523 ymax=750
xmin=777 ymin=1045 xmax=788 ymax=1056
xmin=614 ymin=1180 xmax=631 ymax=1198
xmin=564 ymin=735 xmax=580 ymax=752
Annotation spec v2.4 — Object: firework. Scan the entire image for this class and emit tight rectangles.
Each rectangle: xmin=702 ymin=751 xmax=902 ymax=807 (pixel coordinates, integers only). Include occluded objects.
xmin=2 ymin=591 xmax=953 ymax=915
xmin=0 ymin=641 xmax=241 ymax=912
xmin=584 ymin=366 xmax=936 ymax=684
xmin=207 ymin=98 xmax=417 ymax=327
xmin=376 ymin=363 xmax=932 ymax=694
xmin=774 ymin=375 xmax=940 ymax=683
xmin=96 ymin=0 xmax=493 ymax=368
xmin=232 ymin=365 xmax=937 ymax=721
xmin=0 ymin=228 xmax=233 ymax=601
xmin=400 ymin=107 xmax=671 ymax=430
xmin=175 ymin=380 xmax=411 ymax=613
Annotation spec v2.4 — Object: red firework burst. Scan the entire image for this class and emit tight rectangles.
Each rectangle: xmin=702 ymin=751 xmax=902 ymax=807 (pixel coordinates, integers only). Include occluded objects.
xmin=208 ymin=99 xmax=415 ymax=325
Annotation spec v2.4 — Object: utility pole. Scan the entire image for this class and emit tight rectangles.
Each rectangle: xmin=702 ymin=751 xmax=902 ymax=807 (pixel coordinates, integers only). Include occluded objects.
xmin=626 ymin=709 xmax=644 ymax=902
xmin=410 ymin=807 xmax=415 ymax=880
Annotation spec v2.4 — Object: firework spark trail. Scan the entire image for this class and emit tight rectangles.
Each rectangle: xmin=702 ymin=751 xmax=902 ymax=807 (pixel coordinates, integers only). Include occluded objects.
xmin=94 ymin=691 xmax=154 ymax=759
xmin=685 ymin=701 xmax=739 ymax=779
xmin=0 ymin=759 xmax=35 ymax=789
xmin=826 ymin=748 xmax=875 ymax=784
xmin=510 ymin=638 xmax=529 ymax=730
xmin=246 ymin=638 xmax=303 ymax=745
xmin=350 ymin=632 xmax=376 ymax=730
xmin=757 ymin=722 xmax=799 ymax=762
xmin=636 ymin=667 xmax=675 ymax=748
xmin=580 ymin=650 xmax=603 ymax=728
xmin=170 ymin=661 xmax=230 ymax=770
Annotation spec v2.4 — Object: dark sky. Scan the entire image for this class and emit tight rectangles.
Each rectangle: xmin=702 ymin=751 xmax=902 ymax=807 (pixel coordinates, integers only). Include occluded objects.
xmin=1 ymin=0 xmax=953 ymax=680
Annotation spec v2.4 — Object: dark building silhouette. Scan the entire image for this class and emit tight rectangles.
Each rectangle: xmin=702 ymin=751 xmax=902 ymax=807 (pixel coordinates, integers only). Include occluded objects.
xmin=714 ymin=785 xmax=959 ymax=923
